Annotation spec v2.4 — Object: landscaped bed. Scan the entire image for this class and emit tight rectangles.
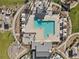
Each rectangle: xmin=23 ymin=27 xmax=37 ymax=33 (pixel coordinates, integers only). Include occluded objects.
xmin=69 ymin=4 xmax=79 ymax=33
xmin=0 ymin=31 xmax=14 ymax=59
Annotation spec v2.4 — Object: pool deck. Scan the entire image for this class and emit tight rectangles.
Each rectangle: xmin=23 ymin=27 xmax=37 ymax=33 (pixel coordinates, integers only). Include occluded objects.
xmin=24 ymin=14 xmax=60 ymax=42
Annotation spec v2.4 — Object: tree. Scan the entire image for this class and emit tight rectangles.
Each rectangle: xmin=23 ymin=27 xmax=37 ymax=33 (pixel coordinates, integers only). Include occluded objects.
xmin=25 ymin=0 xmax=29 ymax=3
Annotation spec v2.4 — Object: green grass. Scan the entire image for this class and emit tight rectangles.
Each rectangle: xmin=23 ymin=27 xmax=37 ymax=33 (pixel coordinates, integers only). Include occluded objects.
xmin=52 ymin=0 xmax=60 ymax=4
xmin=69 ymin=4 xmax=79 ymax=33
xmin=0 ymin=0 xmax=24 ymax=6
xmin=0 ymin=31 xmax=14 ymax=59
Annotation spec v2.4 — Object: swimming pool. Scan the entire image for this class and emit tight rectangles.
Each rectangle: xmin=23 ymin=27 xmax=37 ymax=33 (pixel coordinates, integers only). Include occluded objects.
xmin=34 ymin=17 xmax=55 ymax=39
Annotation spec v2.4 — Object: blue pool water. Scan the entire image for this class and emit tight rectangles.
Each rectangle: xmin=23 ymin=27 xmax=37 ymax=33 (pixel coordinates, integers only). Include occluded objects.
xmin=34 ymin=17 xmax=55 ymax=39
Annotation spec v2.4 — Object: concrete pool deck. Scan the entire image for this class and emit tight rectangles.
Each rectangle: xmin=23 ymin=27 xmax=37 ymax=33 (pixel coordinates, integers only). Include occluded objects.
xmin=24 ymin=14 xmax=60 ymax=42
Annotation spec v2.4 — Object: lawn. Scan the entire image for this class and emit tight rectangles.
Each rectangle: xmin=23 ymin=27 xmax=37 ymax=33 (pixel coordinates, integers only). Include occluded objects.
xmin=0 ymin=0 xmax=24 ymax=6
xmin=69 ymin=4 xmax=79 ymax=33
xmin=0 ymin=31 xmax=14 ymax=59
xmin=52 ymin=0 xmax=60 ymax=4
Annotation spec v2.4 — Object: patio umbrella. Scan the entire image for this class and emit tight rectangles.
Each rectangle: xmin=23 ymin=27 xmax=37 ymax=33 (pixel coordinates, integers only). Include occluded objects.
xmin=63 ymin=18 xmax=67 ymax=22
xmin=21 ymin=24 xmax=26 ymax=28
xmin=21 ymin=13 xmax=26 ymax=17
xmin=63 ymin=33 xmax=67 ymax=37
xmin=21 ymin=18 xmax=26 ymax=22
xmin=63 ymin=22 xmax=67 ymax=26
xmin=60 ymin=30 xmax=63 ymax=34
xmin=63 ymin=29 xmax=67 ymax=32
xmin=21 ymin=28 xmax=26 ymax=32
xmin=60 ymin=20 xmax=63 ymax=24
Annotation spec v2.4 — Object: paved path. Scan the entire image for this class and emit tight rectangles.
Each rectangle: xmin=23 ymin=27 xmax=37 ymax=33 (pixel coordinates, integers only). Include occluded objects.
xmin=12 ymin=4 xmax=26 ymax=45
xmin=12 ymin=1 xmax=33 ymax=59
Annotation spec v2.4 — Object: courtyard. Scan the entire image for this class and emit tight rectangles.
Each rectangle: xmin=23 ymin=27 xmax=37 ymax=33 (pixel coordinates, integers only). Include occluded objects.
xmin=0 ymin=0 xmax=79 ymax=59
